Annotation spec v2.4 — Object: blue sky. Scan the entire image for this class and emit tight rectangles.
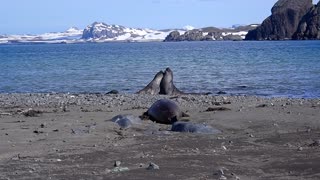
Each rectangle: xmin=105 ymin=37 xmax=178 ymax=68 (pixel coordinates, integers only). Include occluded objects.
xmin=0 ymin=0 xmax=318 ymax=34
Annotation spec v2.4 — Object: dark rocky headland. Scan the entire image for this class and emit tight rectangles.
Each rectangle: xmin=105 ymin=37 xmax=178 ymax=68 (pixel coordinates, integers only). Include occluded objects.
xmin=245 ymin=0 xmax=320 ymax=40
xmin=164 ymin=25 xmax=257 ymax=42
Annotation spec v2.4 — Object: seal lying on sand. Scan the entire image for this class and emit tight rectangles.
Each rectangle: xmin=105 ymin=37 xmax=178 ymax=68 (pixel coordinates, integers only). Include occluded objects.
xmin=111 ymin=114 xmax=142 ymax=129
xmin=142 ymin=99 xmax=188 ymax=124
xmin=159 ymin=68 xmax=184 ymax=95
xmin=137 ymin=71 xmax=164 ymax=95
xmin=171 ymin=122 xmax=220 ymax=134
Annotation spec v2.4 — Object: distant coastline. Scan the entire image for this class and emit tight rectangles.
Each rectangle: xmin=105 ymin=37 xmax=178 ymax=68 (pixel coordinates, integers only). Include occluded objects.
xmin=1 ymin=0 xmax=319 ymax=44
xmin=0 ymin=22 xmax=258 ymax=44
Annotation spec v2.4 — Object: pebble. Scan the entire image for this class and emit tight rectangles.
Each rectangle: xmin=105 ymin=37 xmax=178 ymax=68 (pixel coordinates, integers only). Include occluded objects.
xmin=114 ymin=161 xmax=121 ymax=167
xmin=309 ymin=140 xmax=320 ymax=147
xmin=214 ymin=169 xmax=224 ymax=176
xmin=147 ymin=162 xmax=160 ymax=170
xmin=22 ymin=108 xmax=42 ymax=117
xmin=219 ymin=175 xmax=227 ymax=180
xmin=298 ymin=147 xmax=303 ymax=151
xmin=112 ymin=167 xmax=129 ymax=173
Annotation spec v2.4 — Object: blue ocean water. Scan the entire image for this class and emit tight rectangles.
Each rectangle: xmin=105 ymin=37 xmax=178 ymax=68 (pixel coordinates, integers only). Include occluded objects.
xmin=0 ymin=41 xmax=319 ymax=98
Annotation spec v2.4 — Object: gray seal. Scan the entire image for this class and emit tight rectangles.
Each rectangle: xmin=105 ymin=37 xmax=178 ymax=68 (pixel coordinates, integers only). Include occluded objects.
xmin=144 ymin=99 xmax=186 ymax=124
xmin=137 ymin=71 xmax=164 ymax=95
xmin=111 ymin=114 xmax=142 ymax=129
xmin=159 ymin=68 xmax=184 ymax=95
xmin=171 ymin=122 xmax=220 ymax=134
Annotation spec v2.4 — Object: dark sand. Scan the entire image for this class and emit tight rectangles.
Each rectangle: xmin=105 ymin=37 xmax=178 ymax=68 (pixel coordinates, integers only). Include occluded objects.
xmin=0 ymin=94 xmax=319 ymax=180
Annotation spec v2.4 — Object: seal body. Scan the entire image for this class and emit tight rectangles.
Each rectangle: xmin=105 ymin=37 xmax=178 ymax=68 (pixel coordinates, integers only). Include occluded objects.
xmin=137 ymin=71 xmax=164 ymax=95
xmin=171 ymin=122 xmax=220 ymax=134
xmin=111 ymin=114 xmax=141 ymax=129
xmin=160 ymin=68 xmax=184 ymax=95
xmin=147 ymin=99 xmax=182 ymax=124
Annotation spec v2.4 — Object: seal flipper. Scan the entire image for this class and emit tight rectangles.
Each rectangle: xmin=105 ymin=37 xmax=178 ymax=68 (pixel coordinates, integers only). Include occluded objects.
xmin=139 ymin=111 xmax=150 ymax=120
xmin=169 ymin=116 xmax=178 ymax=124
xmin=181 ymin=112 xmax=190 ymax=118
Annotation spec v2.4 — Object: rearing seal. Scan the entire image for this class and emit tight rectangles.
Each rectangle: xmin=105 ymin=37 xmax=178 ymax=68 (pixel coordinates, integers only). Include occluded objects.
xmin=137 ymin=71 xmax=164 ymax=95
xmin=159 ymin=68 xmax=184 ymax=95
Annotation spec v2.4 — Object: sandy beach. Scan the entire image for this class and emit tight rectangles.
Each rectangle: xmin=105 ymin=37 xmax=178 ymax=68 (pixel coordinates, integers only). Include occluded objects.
xmin=0 ymin=93 xmax=319 ymax=180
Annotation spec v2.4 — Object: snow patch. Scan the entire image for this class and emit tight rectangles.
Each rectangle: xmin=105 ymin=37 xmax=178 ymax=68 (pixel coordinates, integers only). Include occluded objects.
xmin=183 ymin=25 xmax=195 ymax=31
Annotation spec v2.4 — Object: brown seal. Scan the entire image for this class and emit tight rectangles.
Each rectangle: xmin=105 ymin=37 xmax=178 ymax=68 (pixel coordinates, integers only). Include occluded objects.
xmin=137 ymin=71 xmax=164 ymax=95
xmin=143 ymin=99 xmax=187 ymax=124
xmin=159 ymin=68 xmax=184 ymax=95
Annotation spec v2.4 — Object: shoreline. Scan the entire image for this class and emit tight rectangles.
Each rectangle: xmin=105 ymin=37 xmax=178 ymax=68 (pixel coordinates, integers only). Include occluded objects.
xmin=1 ymin=93 xmax=320 ymax=179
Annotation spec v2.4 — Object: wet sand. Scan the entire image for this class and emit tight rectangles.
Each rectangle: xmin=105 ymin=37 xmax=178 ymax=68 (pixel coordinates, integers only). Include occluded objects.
xmin=0 ymin=93 xmax=319 ymax=180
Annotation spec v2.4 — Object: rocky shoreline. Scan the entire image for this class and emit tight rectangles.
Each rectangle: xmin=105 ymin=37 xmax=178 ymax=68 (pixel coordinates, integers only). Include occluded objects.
xmin=0 ymin=93 xmax=320 ymax=179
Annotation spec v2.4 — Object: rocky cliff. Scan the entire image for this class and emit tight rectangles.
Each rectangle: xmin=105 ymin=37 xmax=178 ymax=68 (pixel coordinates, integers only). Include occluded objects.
xmin=164 ymin=25 xmax=257 ymax=42
xmin=245 ymin=0 xmax=320 ymax=40
xmin=293 ymin=1 xmax=320 ymax=39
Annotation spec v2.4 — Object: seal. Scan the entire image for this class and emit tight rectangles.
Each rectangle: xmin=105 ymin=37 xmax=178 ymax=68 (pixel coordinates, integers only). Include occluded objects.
xmin=137 ymin=71 xmax=164 ymax=95
xmin=143 ymin=99 xmax=186 ymax=124
xmin=159 ymin=68 xmax=184 ymax=95
xmin=111 ymin=114 xmax=142 ymax=129
xmin=171 ymin=122 xmax=221 ymax=134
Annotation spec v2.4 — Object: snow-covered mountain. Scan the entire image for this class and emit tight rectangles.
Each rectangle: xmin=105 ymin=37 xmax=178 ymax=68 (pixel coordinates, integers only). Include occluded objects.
xmin=0 ymin=22 xmax=258 ymax=44
xmin=0 ymin=23 xmax=183 ymax=44
xmin=0 ymin=27 xmax=83 ymax=44
xmin=82 ymin=22 xmax=184 ymax=42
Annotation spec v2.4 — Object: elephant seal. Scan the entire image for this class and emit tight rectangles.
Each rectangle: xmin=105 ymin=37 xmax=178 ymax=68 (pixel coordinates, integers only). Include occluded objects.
xmin=111 ymin=114 xmax=142 ymax=129
xmin=137 ymin=71 xmax=164 ymax=95
xmin=159 ymin=68 xmax=184 ymax=95
xmin=143 ymin=99 xmax=187 ymax=124
xmin=171 ymin=122 xmax=220 ymax=134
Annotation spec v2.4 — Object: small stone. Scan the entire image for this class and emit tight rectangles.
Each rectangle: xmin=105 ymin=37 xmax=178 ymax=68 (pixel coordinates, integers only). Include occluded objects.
xmin=217 ymin=91 xmax=227 ymax=95
xmin=256 ymin=104 xmax=268 ymax=108
xmin=147 ymin=162 xmax=160 ymax=170
xmin=114 ymin=161 xmax=121 ymax=167
xmin=106 ymin=90 xmax=119 ymax=95
xmin=112 ymin=167 xmax=129 ymax=172
xmin=11 ymin=154 xmax=21 ymax=161
xmin=249 ymin=134 xmax=254 ymax=138
xmin=205 ymin=107 xmax=231 ymax=112
xmin=214 ymin=169 xmax=224 ymax=176
xmin=22 ymin=108 xmax=42 ymax=117
xmin=33 ymin=130 xmax=44 ymax=134
xmin=104 ymin=168 xmax=111 ymax=174
xmin=219 ymin=175 xmax=227 ymax=180
xmin=40 ymin=123 xmax=46 ymax=128
xmin=309 ymin=140 xmax=320 ymax=147
xmin=298 ymin=147 xmax=303 ymax=151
